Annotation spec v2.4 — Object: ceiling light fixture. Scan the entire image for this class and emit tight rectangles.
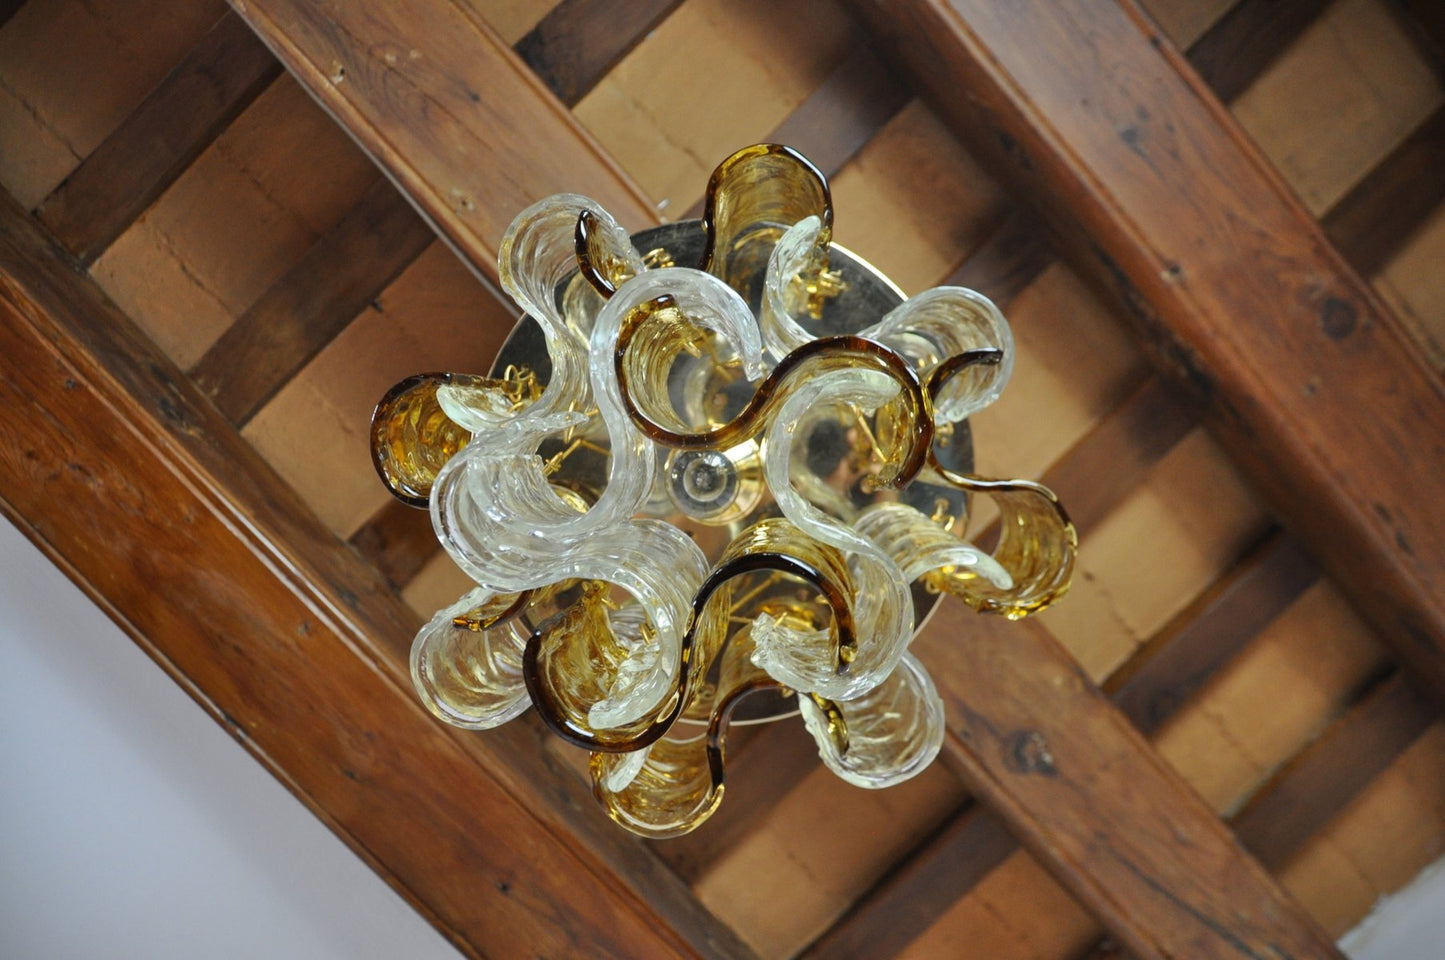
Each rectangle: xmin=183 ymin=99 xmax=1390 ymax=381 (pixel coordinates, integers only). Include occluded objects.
xmin=370 ymin=144 xmax=1076 ymax=838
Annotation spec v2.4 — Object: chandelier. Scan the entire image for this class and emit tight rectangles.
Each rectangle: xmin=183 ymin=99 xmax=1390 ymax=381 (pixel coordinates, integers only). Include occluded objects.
xmin=370 ymin=144 xmax=1076 ymax=838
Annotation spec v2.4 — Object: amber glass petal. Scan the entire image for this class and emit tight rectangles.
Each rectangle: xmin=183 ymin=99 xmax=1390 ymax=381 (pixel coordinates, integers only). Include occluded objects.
xmin=701 ymin=143 xmax=831 ymax=295
xmin=925 ymin=453 xmax=1078 ymax=618
xmin=370 ymin=372 xmax=481 ymax=507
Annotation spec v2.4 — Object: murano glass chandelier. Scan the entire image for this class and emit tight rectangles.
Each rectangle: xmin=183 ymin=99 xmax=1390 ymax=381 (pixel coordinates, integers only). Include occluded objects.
xmin=370 ymin=144 xmax=1076 ymax=838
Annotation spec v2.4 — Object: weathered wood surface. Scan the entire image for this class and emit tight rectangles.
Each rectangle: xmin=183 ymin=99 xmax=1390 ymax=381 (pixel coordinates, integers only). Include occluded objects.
xmin=0 ymin=193 xmax=753 ymax=960
xmin=515 ymin=0 xmax=683 ymax=107
xmin=230 ymin=0 xmax=659 ymax=283
xmin=1322 ymin=104 xmax=1445 ymax=277
xmin=35 ymin=10 xmax=281 ymax=265
xmin=810 ymin=529 xmax=1321 ymax=958
xmin=1184 ymin=0 xmax=1330 ymax=103
xmin=855 ymin=0 xmax=1445 ymax=708
xmin=1232 ymin=670 xmax=1436 ymax=871
xmin=909 ymin=602 xmax=1343 ymax=959
xmin=189 ymin=177 xmax=436 ymax=425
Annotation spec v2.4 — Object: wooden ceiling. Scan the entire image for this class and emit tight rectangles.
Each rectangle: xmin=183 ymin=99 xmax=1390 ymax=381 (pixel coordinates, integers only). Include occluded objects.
xmin=2 ymin=0 xmax=1443 ymax=957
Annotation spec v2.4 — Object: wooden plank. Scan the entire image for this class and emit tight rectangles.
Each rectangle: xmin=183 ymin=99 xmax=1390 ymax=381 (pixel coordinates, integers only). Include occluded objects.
xmin=940 ymin=210 xmax=1052 ymax=307
xmin=1232 ymin=671 xmax=1436 ymax=870
xmin=349 ymin=499 xmax=437 ymax=589
xmin=854 ymin=0 xmax=1445 ymax=708
xmin=763 ymin=42 xmax=911 ymax=186
xmin=514 ymin=0 xmax=683 ymax=107
xmin=808 ymin=531 xmax=1316 ymax=958
xmin=1322 ymin=104 xmax=1445 ymax=277
xmin=188 ymin=177 xmax=435 ymax=426
xmin=0 ymin=193 xmax=753 ymax=960
xmin=34 ymin=10 xmax=281 ymax=266
xmin=1108 ymin=533 xmax=1319 ymax=734
xmin=800 ymin=802 xmax=1015 ymax=959
xmin=906 ymin=603 xmax=1343 ymax=958
xmin=232 ymin=0 xmax=659 ymax=285
xmin=0 ymin=0 xmax=24 ymax=29
xmin=1185 ymin=0 xmax=1331 ymax=103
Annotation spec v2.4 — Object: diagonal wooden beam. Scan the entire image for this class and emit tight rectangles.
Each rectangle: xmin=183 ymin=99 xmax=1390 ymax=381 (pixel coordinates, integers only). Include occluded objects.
xmin=0 ymin=0 xmax=25 ymax=30
xmin=230 ymin=0 xmax=659 ymax=285
xmin=0 ymin=192 xmax=753 ymax=959
xmin=1184 ymin=0 xmax=1331 ymax=103
xmin=188 ymin=177 xmax=436 ymax=426
xmin=1322 ymin=104 xmax=1445 ymax=278
xmin=807 ymin=528 xmax=1323 ymax=958
xmin=35 ymin=10 xmax=282 ymax=266
xmin=1231 ymin=670 xmax=1436 ymax=871
xmin=514 ymin=0 xmax=684 ymax=107
xmin=854 ymin=0 xmax=1445 ymax=710
xmin=908 ymin=604 xmax=1342 ymax=958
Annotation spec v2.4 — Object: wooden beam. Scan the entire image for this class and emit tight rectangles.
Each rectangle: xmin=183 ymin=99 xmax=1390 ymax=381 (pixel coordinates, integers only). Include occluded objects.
xmin=1231 ymin=670 xmax=1436 ymax=871
xmin=35 ymin=10 xmax=282 ymax=265
xmin=514 ymin=0 xmax=683 ymax=107
xmin=807 ymin=530 xmax=1321 ymax=958
xmin=1107 ymin=532 xmax=1319 ymax=734
xmin=854 ymin=0 xmax=1445 ymax=709
xmin=906 ymin=605 xmax=1343 ymax=958
xmin=349 ymin=499 xmax=437 ymax=590
xmin=230 ymin=0 xmax=659 ymax=285
xmin=1184 ymin=0 xmax=1331 ymax=103
xmin=0 ymin=0 xmax=24 ymax=30
xmin=800 ymin=801 xmax=1014 ymax=959
xmin=188 ymin=177 xmax=436 ymax=426
xmin=939 ymin=209 xmax=1052 ymax=306
xmin=0 ymin=193 xmax=752 ymax=959
xmin=1322 ymin=104 xmax=1445 ymax=278
xmin=765 ymin=42 xmax=912 ymax=183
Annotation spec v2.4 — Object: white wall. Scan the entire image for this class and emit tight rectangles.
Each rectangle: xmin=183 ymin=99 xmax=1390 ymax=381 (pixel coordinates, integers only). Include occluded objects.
xmin=0 ymin=515 xmax=462 ymax=960
xmin=1341 ymin=857 xmax=1445 ymax=959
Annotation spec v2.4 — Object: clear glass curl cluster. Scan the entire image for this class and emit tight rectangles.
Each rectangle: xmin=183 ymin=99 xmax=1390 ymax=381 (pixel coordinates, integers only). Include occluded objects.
xmin=370 ymin=145 xmax=1076 ymax=838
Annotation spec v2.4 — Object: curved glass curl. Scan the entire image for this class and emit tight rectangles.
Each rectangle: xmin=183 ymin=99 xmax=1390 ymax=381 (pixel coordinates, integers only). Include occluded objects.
xmin=411 ymin=586 xmax=532 ymax=730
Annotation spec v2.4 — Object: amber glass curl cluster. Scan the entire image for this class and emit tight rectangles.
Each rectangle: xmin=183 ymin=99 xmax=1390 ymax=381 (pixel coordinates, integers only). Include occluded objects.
xmin=370 ymin=144 xmax=1076 ymax=838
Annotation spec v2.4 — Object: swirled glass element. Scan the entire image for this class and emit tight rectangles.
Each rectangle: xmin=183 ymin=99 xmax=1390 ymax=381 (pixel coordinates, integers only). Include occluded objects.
xmin=369 ymin=143 xmax=1077 ymax=838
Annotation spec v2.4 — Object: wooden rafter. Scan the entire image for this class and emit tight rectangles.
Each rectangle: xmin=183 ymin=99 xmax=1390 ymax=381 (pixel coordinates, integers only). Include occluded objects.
xmin=854 ymin=0 xmax=1445 ymax=708
xmin=230 ymin=0 xmax=658 ymax=286
xmin=1 ymin=118 xmax=750 ymax=960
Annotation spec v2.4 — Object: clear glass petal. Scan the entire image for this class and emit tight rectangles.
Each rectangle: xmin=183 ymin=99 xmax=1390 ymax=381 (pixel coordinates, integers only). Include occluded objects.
xmin=801 ymin=653 xmax=945 ymax=788
xmin=411 ymin=587 xmax=531 ymax=730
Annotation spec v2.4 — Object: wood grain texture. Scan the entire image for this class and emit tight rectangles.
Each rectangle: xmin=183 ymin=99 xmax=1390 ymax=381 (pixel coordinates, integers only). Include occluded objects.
xmin=855 ymin=0 xmax=1445 ymax=708
xmin=188 ymin=177 xmax=435 ymax=426
xmin=800 ymin=802 xmax=1016 ymax=959
xmin=1322 ymin=104 xmax=1445 ymax=277
xmin=1108 ymin=532 xmax=1319 ymax=734
xmin=764 ymin=42 xmax=911 ymax=184
xmin=811 ymin=532 xmax=1318 ymax=958
xmin=1185 ymin=0 xmax=1331 ymax=103
xmin=0 ymin=193 xmax=752 ymax=960
xmin=34 ymin=10 xmax=281 ymax=265
xmin=515 ymin=0 xmax=683 ymax=107
xmin=910 ymin=603 xmax=1343 ymax=959
xmin=349 ymin=498 xmax=437 ymax=589
xmin=1232 ymin=671 xmax=1436 ymax=870
xmin=231 ymin=0 xmax=659 ymax=284
xmin=940 ymin=210 xmax=1052 ymax=306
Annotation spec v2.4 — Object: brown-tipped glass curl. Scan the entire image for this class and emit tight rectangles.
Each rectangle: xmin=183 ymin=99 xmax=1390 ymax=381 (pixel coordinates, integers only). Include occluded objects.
xmin=926 ymin=450 xmax=1078 ymax=618
xmin=589 ymin=627 xmax=848 ymax=839
xmin=370 ymin=372 xmax=479 ymax=508
xmin=575 ymin=208 xmax=638 ymax=299
xmin=616 ymin=296 xmax=934 ymax=489
xmin=701 ymin=143 xmax=832 ymax=293
xmin=521 ymin=518 xmax=857 ymax=754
